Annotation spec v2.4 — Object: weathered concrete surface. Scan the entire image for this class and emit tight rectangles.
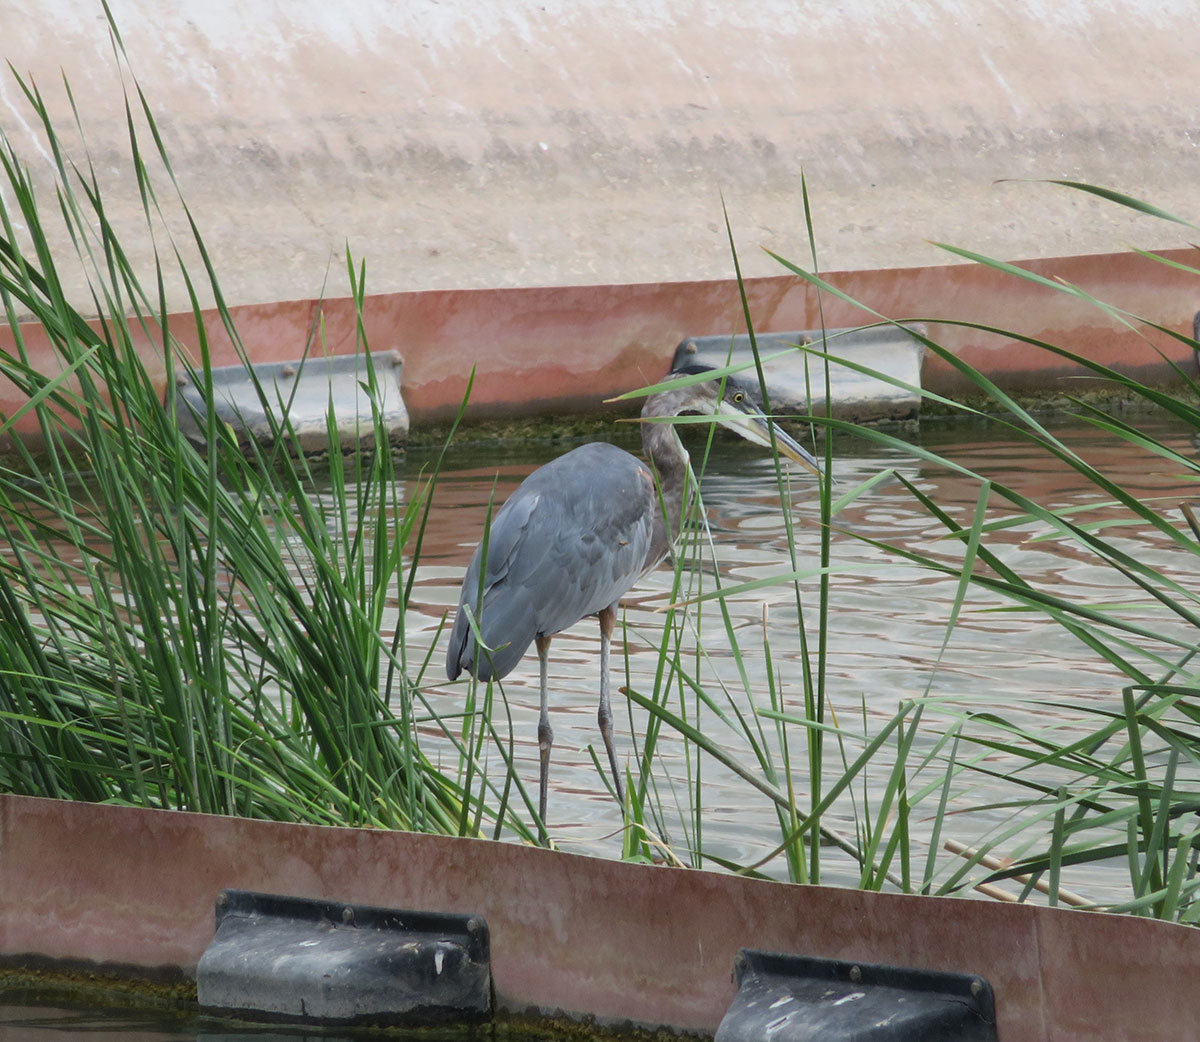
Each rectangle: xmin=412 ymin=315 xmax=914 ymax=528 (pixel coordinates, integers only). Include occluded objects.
xmin=4 ymin=246 xmax=1193 ymax=439
xmin=5 ymin=795 xmax=1200 ymax=1039
xmin=2 ymin=0 xmax=1198 ymax=314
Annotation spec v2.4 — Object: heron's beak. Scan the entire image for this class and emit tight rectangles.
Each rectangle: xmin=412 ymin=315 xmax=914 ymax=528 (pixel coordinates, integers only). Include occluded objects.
xmin=715 ymin=398 xmax=823 ymax=477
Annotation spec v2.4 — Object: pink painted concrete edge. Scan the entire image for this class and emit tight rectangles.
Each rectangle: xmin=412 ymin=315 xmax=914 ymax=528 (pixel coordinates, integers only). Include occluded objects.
xmin=2 ymin=248 xmax=1196 ymax=441
xmin=4 ymin=794 xmax=1200 ymax=1040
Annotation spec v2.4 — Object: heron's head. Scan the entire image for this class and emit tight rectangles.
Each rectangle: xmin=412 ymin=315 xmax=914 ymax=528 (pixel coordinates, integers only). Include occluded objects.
xmin=661 ymin=364 xmax=823 ymax=477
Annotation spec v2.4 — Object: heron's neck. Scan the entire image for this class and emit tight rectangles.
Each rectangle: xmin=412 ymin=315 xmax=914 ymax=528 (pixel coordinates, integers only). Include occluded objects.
xmin=640 ymin=388 xmax=695 ymax=543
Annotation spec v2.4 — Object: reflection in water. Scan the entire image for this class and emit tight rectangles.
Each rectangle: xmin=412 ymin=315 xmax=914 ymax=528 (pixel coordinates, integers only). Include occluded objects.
xmin=0 ymin=1004 xmax=222 ymax=1042
xmin=404 ymin=416 xmax=1200 ymax=899
xmin=0 ymin=999 xmax=499 ymax=1041
xmin=0 ymin=1000 xmax=468 ymax=1041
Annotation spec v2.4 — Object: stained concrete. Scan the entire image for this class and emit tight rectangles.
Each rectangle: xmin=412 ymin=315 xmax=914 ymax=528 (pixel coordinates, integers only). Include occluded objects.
xmin=7 ymin=794 xmax=1200 ymax=1038
xmin=2 ymin=0 xmax=1198 ymax=317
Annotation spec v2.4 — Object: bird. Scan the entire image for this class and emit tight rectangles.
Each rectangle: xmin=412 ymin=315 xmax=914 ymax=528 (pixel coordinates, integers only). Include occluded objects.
xmin=445 ymin=363 xmax=822 ymax=838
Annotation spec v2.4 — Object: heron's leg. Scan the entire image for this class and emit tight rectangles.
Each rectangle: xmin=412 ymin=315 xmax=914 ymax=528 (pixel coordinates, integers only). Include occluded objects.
xmin=597 ymin=605 xmax=625 ymax=809
xmin=536 ymin=634 xmax=553 ymax=840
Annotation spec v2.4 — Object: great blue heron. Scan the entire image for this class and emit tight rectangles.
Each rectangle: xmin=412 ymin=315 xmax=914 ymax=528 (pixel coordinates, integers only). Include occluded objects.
xmin=445 ymin=364 xmax=821 ymax=835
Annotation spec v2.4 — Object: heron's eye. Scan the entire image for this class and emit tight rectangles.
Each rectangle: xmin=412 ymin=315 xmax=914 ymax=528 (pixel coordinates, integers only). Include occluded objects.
xmin=732 ymin=392 xmax=745 ymax=404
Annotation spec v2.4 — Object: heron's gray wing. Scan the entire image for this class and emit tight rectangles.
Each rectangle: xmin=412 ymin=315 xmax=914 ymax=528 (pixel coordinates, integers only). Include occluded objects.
xmin=445 ymin=487 xmax=544 ymax=681
xmin=446 ymin=443 xmax=658 ymax=682
xmin=526 ymin=444 xmax=659 ymax=636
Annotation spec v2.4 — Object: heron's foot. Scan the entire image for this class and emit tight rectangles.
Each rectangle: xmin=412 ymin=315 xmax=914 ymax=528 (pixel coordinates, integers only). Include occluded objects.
xmin=597 ymin=705 xmax=625 ymax=811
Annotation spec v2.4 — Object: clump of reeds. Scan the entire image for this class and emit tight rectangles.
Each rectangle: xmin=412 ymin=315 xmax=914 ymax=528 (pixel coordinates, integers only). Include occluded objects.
xmin=617 ymin=184 xmax=1200 ymax=919
xmin=0 ymin=26 xmax=537 ymax=843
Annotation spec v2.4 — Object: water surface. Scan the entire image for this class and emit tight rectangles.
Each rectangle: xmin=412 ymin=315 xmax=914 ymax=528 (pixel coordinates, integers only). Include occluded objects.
xmin=402 ymin=413 xmax=1200 ymax=900
xmin=7 ymin=412 xmax=1197 ymax=906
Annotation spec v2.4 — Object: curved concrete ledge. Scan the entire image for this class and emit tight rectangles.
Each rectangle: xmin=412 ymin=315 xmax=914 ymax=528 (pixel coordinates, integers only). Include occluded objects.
xmin=1 ymin=247 xmax=1195 ymax=443
xmin=5 ymin=2 xmax=1199 ymax=446
xmin=2 ymin=794 xmax=1199 ymax=1039
xmin=5 ymin=0 xmax=1200 ymax=308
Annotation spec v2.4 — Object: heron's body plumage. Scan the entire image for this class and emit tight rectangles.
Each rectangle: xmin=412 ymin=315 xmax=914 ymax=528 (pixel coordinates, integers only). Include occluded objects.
xmin=446 ymin=441 xmax=662 ymax=682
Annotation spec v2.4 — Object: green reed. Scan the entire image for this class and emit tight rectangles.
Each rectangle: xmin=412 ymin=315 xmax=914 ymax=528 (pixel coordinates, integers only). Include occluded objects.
xmin=0 ymin=29 xmax=535 ymax=842
xmin=616 ymin=180 xmax=1200 ymax=917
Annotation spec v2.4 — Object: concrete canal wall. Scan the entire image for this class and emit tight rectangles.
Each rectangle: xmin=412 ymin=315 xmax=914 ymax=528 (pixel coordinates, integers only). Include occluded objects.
xmin=3 ymin=0 xmax=1199 ymax=313
xmin=5 ymin=794 xmax=1200 ymax=1039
